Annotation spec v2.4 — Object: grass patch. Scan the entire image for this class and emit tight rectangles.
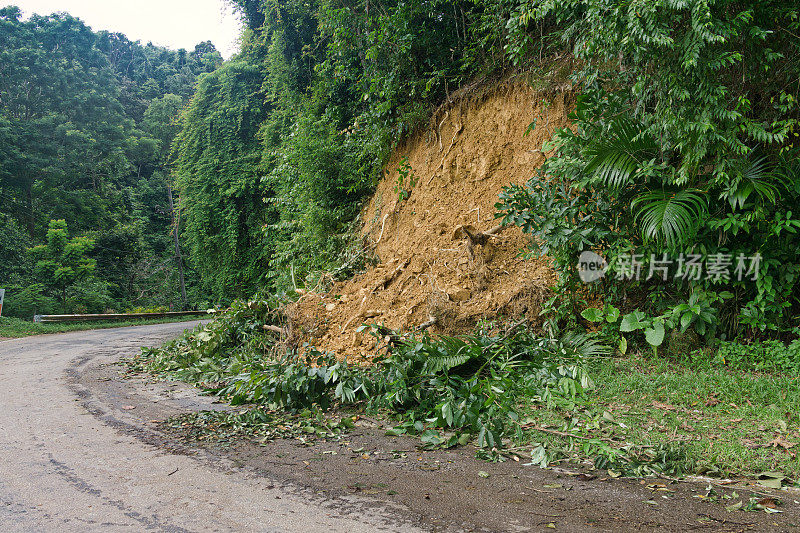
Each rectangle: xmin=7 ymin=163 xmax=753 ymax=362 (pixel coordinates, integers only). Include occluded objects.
xmin=0 ymin=315 xmax=208 ymax=338
xmin=520 ymin=354 xmax=800 ymax=480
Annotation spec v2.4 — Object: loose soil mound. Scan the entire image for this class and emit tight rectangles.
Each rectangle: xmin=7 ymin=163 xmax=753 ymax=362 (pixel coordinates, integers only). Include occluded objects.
xmin=289 ymin=79 xmax=574 ymax=361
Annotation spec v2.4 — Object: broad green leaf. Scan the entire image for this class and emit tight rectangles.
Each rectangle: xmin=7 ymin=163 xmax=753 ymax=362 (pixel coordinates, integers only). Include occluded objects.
xmin=620 ymin=311 xmax=648 ymax=332
xmin=680 ymin=312 xmax=693 ymax=332
xmin=617 ymin=336 xmax=628 ymax=355
xmin=725 ymin=501 xmax=743 ymax=512
xmin=581 ymin=308 xmax=604 ymax=322
xmin=644 ymin=322 xmax=665 ymax=347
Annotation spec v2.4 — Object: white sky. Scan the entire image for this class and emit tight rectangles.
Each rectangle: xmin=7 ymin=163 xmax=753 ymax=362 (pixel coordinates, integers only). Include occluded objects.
xmin=4 ymin=0 xmax=243 ymax=59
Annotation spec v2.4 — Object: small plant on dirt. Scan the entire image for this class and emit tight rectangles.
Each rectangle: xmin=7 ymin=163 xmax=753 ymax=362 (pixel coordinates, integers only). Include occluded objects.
xmin=393 ymin=156 xmax=417 ymax=202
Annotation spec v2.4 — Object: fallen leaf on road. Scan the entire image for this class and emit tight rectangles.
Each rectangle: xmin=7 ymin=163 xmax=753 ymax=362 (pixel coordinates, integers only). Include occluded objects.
xmin=757 ymin=472 xmax=785 ymax=489
xmin=121 ymin=405 xmax=136 ymax=410
xmin=725 ymin=501 xmax=743 ymax=512
xmin=757 ymin=498 xmax=779 ymax=509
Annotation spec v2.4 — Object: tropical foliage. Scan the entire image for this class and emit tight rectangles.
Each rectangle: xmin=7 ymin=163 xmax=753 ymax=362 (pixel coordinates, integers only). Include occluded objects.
xmin=171 ymin=0 xmax=525 ymax=297
xmin=0 ymin=6 xmax=221 ymax=316
xmin=498 ymin=0 xmax=800 ymax=341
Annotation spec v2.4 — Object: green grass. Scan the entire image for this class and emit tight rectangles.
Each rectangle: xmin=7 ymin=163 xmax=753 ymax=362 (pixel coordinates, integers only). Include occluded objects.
xmin=521 ymin=353 xmax=800 ymax=479
xmin=0 ymin=315 xmax=208 ymax=338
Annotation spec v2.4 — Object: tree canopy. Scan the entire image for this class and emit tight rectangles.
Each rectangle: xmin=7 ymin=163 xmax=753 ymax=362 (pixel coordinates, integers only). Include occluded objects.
xmin=0 ymin=6 xmax=221 ymax=316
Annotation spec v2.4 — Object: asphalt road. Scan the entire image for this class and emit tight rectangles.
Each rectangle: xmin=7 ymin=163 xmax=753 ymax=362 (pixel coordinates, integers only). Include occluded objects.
xmin=0 ymin=323 xmax=421 ymax=532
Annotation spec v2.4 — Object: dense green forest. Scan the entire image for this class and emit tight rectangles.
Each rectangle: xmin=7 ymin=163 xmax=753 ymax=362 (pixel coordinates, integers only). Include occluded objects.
xmin=0 ymin=6 xmax=222 ymax=316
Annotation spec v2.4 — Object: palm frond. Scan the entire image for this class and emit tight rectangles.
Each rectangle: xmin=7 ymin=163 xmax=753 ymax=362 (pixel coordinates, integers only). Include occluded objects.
xmin=632 ymin=189 xmax=707 ymax=248
xmin=721 ymin=155 xmax=786 ymax=210
xmin=559 ymin=331 xmax=611 ymax=358
xmin=582 ymin=118 xmax=658 ymax=189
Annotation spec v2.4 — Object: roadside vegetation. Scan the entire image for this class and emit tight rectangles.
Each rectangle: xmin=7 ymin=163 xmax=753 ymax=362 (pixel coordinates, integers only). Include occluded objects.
xmin=0 ymin=7 xmax=221 ymax=317
xmin=0 ymin=315 xmax=207 ymax=338
xmin=129 ymin=301 xmax=800 ymax=487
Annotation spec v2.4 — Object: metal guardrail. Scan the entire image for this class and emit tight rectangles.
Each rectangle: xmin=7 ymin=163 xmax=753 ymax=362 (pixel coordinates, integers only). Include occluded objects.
xmin=33 ymin=311 xmax=211 ymax=323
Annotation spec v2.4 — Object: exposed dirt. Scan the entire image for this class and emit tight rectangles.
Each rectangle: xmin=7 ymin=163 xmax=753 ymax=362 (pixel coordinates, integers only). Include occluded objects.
xmin=288 ymin=79 xmax=570 ymax=361
xmin=79 ymin=356 xmax=800 ymax=532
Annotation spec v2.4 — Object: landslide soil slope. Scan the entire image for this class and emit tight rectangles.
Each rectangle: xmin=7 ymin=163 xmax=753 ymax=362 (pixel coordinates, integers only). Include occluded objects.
xmin=290 ymin=79 xmax=574 ymax=361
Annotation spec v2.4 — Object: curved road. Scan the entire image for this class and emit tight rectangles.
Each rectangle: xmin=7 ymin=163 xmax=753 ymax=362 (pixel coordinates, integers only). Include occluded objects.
xmin=0 ymin=323 xmax=421 ymax=532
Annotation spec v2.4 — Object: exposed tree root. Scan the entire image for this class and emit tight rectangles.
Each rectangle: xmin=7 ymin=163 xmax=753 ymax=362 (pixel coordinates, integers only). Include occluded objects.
xmin=452 ymin=223 xmax=506 ymax=246
xmin=375 ymin=213 xmax=390 ymax=245
xmin=373 ymin=258 xmax=410 ymax=291
xmin=417 ymin=316 xmax=438 ymax=331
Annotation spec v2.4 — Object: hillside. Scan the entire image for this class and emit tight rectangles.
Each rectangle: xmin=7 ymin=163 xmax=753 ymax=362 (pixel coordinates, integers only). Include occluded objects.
xmin=289 ymin=80 xmax=570 ymax=360
xmin=133 ymin=0 xmax=800 ymax=502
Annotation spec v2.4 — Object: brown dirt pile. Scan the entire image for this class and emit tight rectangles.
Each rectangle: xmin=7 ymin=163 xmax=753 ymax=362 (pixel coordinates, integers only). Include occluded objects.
xmin=288 ymin=79 xmax=574 ymax=362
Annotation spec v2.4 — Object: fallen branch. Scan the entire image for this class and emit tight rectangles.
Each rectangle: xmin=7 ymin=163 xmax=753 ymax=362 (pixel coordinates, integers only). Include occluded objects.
xmin=522 ymin=425 xmax=611 ymax=442
xmin=263 ymin=325 xmax=286 ymax=335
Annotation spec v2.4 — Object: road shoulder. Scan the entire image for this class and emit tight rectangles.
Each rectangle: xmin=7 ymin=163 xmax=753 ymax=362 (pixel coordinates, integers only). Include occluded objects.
xmin=74 ymin=346 xmax=800 ymax=532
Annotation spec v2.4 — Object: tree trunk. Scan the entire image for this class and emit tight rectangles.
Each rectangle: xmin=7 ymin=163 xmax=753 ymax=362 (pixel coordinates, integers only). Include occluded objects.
xmin=26 ymin=182 xmax=35 ymax=238
xmin=167 ymin=182 xmax=187 ymax=310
